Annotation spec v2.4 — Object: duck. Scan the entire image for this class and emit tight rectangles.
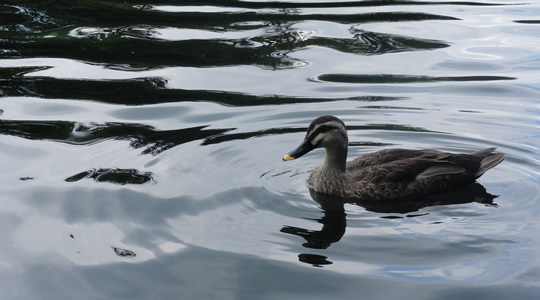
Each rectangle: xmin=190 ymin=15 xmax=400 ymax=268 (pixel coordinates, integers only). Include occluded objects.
xmin=282 ymin=115 xmax=505 ymax=201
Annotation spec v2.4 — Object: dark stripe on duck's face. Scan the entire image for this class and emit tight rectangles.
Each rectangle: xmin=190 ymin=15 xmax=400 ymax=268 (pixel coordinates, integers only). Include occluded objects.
xmin=307 ymin=127 xmax=329 ymax=147
xmin=307 ymin=122 xmax=346 ymax=146
xmin=308 ymin=125 xmax=334 ymax=142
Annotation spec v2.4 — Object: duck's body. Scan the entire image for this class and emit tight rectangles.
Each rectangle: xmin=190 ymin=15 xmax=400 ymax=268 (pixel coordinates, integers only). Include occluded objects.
xmin=283 ymin=116 xmax=505 ymax=201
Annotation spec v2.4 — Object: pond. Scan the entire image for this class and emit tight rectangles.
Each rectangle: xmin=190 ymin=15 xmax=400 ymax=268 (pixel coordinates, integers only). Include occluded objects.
xmin=1 ymin=1 xmax=540 ymax=299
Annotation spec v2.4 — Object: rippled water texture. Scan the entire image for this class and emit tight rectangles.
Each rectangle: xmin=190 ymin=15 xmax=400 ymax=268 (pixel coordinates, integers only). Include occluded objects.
xmin=1 ymin=1 xmax=540 ymax=299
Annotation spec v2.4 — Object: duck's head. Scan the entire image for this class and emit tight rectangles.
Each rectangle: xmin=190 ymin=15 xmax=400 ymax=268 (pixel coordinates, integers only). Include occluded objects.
xmin=283 ymin=115 xmax=348 ymax=161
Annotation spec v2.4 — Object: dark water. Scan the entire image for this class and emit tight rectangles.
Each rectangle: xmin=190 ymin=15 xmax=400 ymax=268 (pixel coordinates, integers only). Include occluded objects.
xmin=1 ymin=1 xmax=540 ymax=299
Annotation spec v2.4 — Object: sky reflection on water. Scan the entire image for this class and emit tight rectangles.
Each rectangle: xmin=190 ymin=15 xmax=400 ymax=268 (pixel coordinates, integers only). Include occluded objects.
xmin=1 ymin=1 xmax=540 ymax=299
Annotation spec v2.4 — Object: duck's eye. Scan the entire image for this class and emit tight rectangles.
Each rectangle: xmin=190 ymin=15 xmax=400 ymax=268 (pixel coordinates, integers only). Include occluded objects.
xmin=308 ymin=125 xmax=335 ymax=146
xmin=311 ymin=125 xmax=336 ymax=138
xmin=317 ymin=125 xmax=334 ymax=133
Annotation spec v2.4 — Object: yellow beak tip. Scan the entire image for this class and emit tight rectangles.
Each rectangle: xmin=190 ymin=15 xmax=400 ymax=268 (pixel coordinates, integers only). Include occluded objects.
xmin=282 ymin=154 xmax=295 ymax=161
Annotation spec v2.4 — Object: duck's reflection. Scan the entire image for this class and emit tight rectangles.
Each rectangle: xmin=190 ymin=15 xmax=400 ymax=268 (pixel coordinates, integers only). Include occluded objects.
xmin=281 ymin=190 xmax=347 ymax=250
xmin=281 ymin=183 xmax=497 ymax=266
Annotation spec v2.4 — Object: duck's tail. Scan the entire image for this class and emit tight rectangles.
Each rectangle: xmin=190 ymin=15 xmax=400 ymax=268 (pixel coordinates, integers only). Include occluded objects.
xmin=472 ymin=147 xmax=506 ymax=178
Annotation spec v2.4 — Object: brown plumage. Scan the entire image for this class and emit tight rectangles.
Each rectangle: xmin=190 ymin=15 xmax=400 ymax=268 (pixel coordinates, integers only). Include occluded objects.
xmin=283 ymin=116 xmax=505 ymax=201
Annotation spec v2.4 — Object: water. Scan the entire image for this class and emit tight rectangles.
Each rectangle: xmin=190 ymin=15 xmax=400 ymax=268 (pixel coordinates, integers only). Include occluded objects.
xmin=1 ymin=1 xmax=540 ymax=299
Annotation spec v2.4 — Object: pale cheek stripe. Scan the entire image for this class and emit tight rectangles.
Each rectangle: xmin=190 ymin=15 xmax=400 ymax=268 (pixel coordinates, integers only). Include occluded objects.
xmin=311 ymin=134 xmax=322 ymax=146
xmin=307 ymin=121 xmax=345 ymax=145
xmin=308 ymin=121 xmax=344 ymax=135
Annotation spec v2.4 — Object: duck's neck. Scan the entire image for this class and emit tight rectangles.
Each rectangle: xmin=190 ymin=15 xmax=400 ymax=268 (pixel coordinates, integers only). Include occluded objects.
xmin=322 ymin=145 xmax=348 ymax=173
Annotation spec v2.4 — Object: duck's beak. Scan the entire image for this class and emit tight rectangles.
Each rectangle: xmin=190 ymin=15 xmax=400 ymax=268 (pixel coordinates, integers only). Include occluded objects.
xmin=282 ymin=139 xmax=316 ymax=161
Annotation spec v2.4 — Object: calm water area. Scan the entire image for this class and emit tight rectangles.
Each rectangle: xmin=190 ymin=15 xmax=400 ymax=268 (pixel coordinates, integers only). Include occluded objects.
xmin=1 ymin=1 xmax=540 ymax=299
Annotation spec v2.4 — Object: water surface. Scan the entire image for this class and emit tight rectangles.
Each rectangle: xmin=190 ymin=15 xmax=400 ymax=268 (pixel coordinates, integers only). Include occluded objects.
xmin=1 ymin=1 xmax=540 ymax=299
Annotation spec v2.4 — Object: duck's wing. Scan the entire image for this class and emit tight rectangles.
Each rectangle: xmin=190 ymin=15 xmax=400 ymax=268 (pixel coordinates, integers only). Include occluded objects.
xmin=348 ymin=158 xmax=444 ymax=183
xmin=345 ymin=148 xmax=505 ymax=200
xmin=349 ymin=148 xmax=505 ymax=184
xmin=347 ymin=148 xmax=449 ymax=169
